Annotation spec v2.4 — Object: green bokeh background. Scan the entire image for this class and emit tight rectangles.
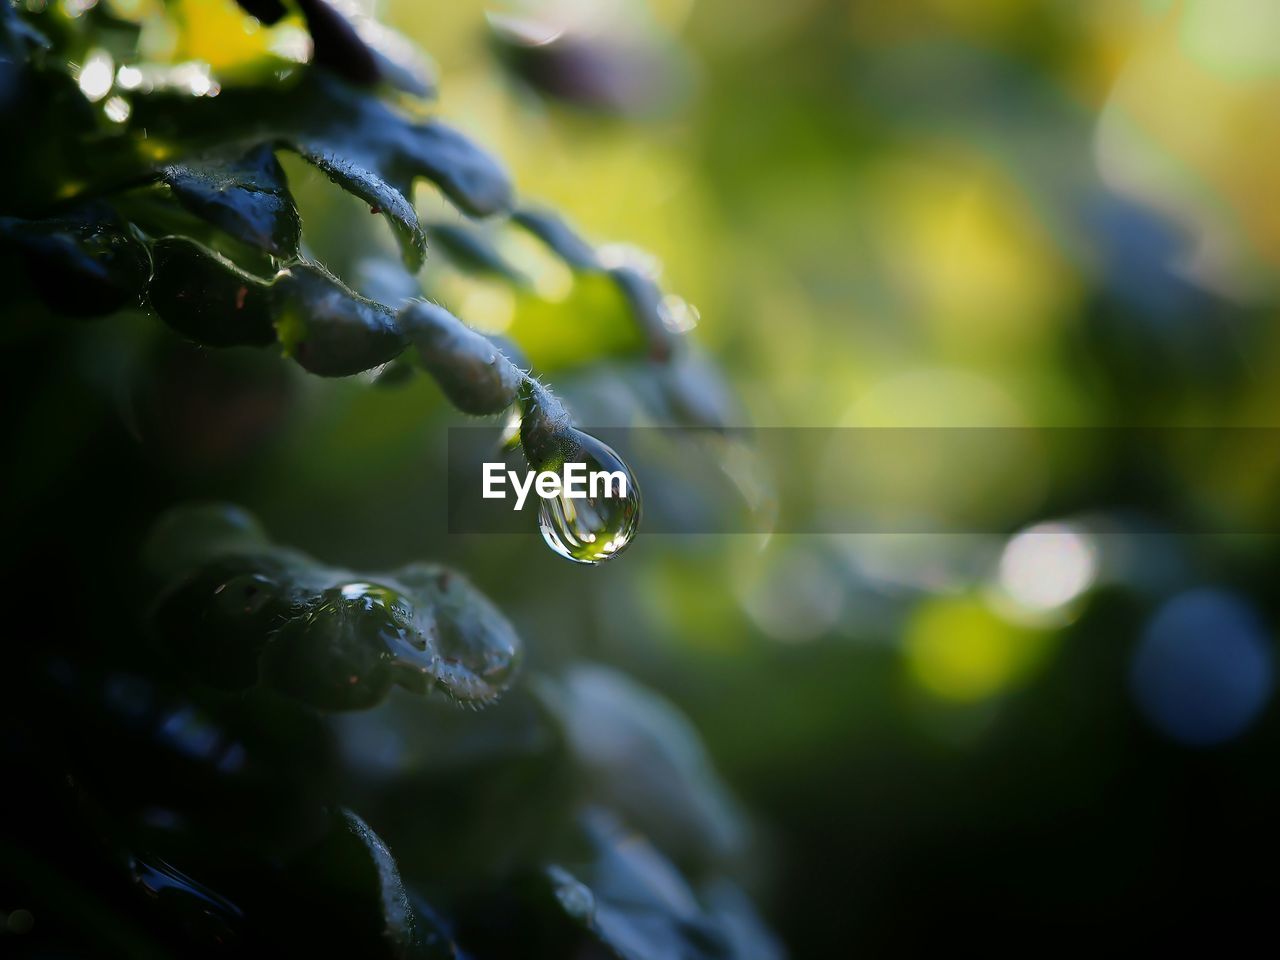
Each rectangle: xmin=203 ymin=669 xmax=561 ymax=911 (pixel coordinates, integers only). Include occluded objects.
xmin=8 ymin=0 xmax=1280 ymax=952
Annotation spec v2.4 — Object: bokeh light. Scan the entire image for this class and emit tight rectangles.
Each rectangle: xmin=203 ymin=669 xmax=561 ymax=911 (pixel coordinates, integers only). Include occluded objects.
xmin=993 ymin=521 xmax=1098 ymax=625
xmin=1131 ymin=589 xmax=1273 ymax=746
xmin=905 ymin=595 xmax=1053 ymax=703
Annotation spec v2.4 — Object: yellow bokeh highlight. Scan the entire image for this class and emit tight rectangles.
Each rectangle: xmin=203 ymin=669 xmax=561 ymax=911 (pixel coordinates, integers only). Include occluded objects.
xmin=905 ymin=595 xmax=1054 ymax=703
xmin=1097 ymin=0 xmax=1280 ymax=300
xmin=145 ymin=0 xmax=305 ymax=78
xmin=865 ymin=155 xmax=1071 ymax=358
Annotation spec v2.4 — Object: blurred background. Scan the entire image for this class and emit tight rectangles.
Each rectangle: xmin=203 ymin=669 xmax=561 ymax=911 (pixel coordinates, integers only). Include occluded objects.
xmin=9 ymin=0 xmax=1280 ymax=953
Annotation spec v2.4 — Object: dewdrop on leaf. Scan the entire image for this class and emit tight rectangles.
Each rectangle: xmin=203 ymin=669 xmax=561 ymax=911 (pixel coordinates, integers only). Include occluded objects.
xmin=519 ymin=382 xmax=641 ymax=564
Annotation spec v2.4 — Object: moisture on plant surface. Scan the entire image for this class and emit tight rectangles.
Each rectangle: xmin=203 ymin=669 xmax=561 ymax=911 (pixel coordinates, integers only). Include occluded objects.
xmin=6 ymin=0 xmax=1280 ymax=956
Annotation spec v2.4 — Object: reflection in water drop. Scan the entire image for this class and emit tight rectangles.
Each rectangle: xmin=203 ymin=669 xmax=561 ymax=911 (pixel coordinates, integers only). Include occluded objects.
xmin=518 ymin=382 xmax=641 ymax=564
xmin=657 ymin=294 xmax=700 ymax=333
xmin=536 ymin=430 xmax=642 ymax=564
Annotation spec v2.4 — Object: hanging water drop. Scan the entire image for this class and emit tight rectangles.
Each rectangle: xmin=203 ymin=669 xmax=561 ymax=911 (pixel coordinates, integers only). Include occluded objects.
xmin=519 ymin=381 xmax=642 ymax=564
xmin=536 ymin=429 xmax=641 ymax=564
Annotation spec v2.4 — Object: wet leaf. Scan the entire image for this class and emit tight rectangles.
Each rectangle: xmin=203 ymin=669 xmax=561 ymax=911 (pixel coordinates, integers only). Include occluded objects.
xmin=332 ymin=686 xmax=576 ymax=886
xmin=38 ymin=657 xmax=336 ymax=865
xmin=287 ymin=808 xmax=459 ymax=959
xmin=390 ymin=563 xmax=525 ymax=704
xmin=454 ymin=810 xmax=740 ymax=960
xmin=162 ymin=145 xmax=301 ymax=257
xmin=296 ymin=0 xmax=381 ymax=87
xmin=301 ymin=146 xmax=426 ymax=271
xmin=145 ymin=244 xmax=411 ymax=374
xmin=0 ymin=206 xmax=150 ymax=317
xmin=148 ymin=236 xmax=276 ymax=347
xmin=146 ymin=504 xmax=522 ymax=710
xmin=539 ymin=665 xmax=746 ymax=869
xmin=273 ymin=262 xmax=408 ymax=376
xmin=260 ymin=582 xmax=439 ymax=711
xmin=123 ymin=71 xmax=511 ymax=267
xmin=287 ymin=0 xmax=437 ymax=98
xmin=399 ymin=299 xmax=524 ymax=414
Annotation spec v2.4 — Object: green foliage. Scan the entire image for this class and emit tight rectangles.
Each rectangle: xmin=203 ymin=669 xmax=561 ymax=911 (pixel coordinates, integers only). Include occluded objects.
xmin=0 ymin=0 xmax=725 ymax=529
xmin=271 ymin=261 xmax=407 ymax=375
xmin=0 ymin=1 xmax=788 ymax=957
xmin=0 ymin=2 xmax=775 ymax=956
xmin=148 ymin=236 xmax=276 ymax=345
xmin=401 ymin=299 xmax=523 ymax=414
xmin=162 ymin=145 xmax=302 ymax=258
xmin=146 ymin=504 xmax=522 ymax=709
xmin=0 ymin=204 xmax=150 ymax=316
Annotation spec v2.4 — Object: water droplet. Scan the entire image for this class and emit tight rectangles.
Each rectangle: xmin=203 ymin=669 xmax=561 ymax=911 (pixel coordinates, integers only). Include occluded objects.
xmin=389 ymin=564 xmax=522 ymax=702
xmin=262 ymin=582 xmax=428 ymax=711
xmin=657 ymin=294 xmax=699 ymax=333
xmin=518 ymin=382 xmax=641 ymax=564
xmin=536 ymin=429 xmax=641 ymax=564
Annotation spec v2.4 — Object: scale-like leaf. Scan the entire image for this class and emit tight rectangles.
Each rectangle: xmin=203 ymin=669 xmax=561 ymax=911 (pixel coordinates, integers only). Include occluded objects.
xmin=148 ymin=236 xmax=276 ymax=346
xmin=146 ymin=504 xmax=522 ymax=710
xmin=128 ymin=71 xmax=512 ymax=269
xmin=295 ymin=0 xmax=381 ymax=87
xmin=273 ymin=261 xmax=408 ymax=376
xmin=147 ymin=240 xmax=403 ymax=371
xmin=0 ymin=206 xmax=151 ymax=316
xmin=539 ymin=665 xmax=747 ymax=871
xmin=454 ymin=810 xmax=757 ymax=960
xmin=399 ymin=299 xmax=524 ymax=414
xmin=550 ymin=813 xmax=732 ymax=960
xmin=300 ymin=147 xmax=426 ymax=271
xmin=162 ymin=145 xmax=301 ymax=257
xmin=287 ymin=808 xmax=459 ymax=959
